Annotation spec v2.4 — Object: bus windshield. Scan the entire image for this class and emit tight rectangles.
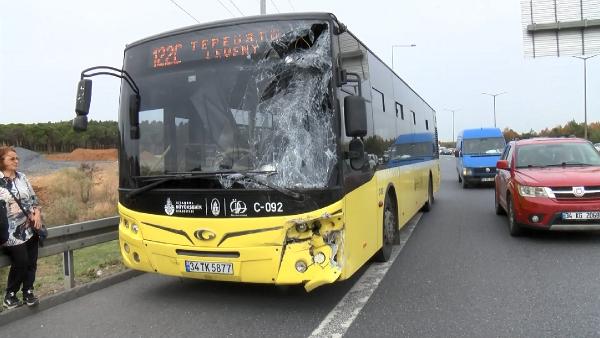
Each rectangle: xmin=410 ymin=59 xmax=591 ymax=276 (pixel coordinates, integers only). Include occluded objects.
xmin=119 ymin=20 xmax=337 ymax=190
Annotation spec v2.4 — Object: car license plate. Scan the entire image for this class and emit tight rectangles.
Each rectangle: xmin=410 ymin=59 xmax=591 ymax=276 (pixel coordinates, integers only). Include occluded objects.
xmin=562 ymin=211 xmax=600 ymax=220
xmin=185 ymin=261 xmax=233 ymax=275
xmin=481 ymin=177 xmax=495 ymax=182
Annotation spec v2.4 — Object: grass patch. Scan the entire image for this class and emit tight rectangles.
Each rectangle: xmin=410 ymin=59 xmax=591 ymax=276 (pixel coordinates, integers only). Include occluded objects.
xmin=0 ymin=241 xmax=125 ymax=312
xmin=74 ymin=240 xmax=125 ymax=284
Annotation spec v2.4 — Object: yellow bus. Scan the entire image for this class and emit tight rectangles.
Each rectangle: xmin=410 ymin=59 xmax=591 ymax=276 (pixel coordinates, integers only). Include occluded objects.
xmin=74 ymin=13 xmax=440 ymax=291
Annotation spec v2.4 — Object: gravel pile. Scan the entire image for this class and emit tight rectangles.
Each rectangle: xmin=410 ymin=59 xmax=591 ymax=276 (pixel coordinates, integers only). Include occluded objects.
xmin=15 ymin=147 xmax=77 ymax=175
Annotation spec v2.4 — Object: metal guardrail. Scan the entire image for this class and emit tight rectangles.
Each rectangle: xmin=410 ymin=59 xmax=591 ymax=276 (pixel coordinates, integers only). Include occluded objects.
xmin=0 ymin=216 xmax=119 ymax=289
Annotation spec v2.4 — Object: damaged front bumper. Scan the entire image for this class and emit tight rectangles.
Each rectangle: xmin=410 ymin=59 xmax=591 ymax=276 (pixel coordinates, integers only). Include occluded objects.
xmin=119 ymin=205 xmax=345 ymax=292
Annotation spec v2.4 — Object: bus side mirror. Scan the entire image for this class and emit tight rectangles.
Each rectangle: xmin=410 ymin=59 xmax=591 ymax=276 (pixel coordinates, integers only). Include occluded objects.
xmin=73 ymin=116 xmax=88 ymax=132
xmin=344 ymin=96 xmax=367 ymax=137
xmin=73 ymin=79 xmax=92 ymax=131
xmin=348 ymin=138 xmax=367 ymax=170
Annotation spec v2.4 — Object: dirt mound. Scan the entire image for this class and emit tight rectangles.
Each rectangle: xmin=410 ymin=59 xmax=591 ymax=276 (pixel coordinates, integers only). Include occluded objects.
xmin=15 ymin=147 xmax=77 ymax=175
xmin=46 ymin=148 xmax=118 ymax=161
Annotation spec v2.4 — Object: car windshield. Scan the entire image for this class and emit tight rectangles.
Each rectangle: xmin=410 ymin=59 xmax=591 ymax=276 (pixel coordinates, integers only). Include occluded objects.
xmin=463 ymin=137 xmax=505 ymax=155
xmin=516 ymin=142 xmax=600 ymax=167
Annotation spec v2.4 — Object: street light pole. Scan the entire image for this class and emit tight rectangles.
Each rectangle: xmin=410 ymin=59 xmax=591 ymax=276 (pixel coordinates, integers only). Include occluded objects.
xmin=391 ymin=44 xmax=416 ymax=72
xmin=444 ymin=108 xmax=460 ymax=141
xmin=482 ymin=92 xmax=506 ymax=128
xmin=260 ymin=0 xmax=266 ymax=14
xmin=573 ymin=54 xmax=599 ymax=140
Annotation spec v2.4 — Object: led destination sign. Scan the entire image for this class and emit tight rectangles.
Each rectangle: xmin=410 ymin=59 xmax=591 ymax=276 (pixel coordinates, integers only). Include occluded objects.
xmin=152 ymin=28 xmax=281 ymax=68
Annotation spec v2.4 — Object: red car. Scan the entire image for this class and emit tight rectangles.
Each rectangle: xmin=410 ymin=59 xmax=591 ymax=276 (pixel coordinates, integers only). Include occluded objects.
xmin=495 ymin=138 xmax=600 ymax=236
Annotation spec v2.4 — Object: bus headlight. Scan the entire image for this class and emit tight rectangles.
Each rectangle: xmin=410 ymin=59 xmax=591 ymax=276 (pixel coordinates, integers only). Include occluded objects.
xmin=295 ymin=260 xmax=308 ymax=273
xmin=295 ymin=222 xmax=309 ymax=233
xmin=131 ymin=224 xmax=139 ymax=234
xmin=313 ymin=252 xmax=326 ymax=264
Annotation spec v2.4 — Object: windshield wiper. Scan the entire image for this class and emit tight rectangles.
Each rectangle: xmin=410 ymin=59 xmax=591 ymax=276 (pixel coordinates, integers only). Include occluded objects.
xmin=516 ymin=164 xmax=545 ymax=168
xmin=545 ymin=162 xmax=593 ymax=167
xmin=127 ymin=173 xmax=203 ymax=199
xmin=470 ymin=153 xmax=500 ymax=157
xmin=224 ymin=172 xmax=304 ymax=200
xmin=128 ymin=170 xmax=305 ymax=201
xmin=128 ymin=171 xmax=242 ymax=198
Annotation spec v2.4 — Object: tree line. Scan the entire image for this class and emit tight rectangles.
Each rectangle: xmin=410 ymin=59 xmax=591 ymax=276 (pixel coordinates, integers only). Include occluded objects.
xmin=0 ymin=120 xmax=118 ymax=153
xmin=2 ymin=119 xmax=598 ymax=153
xmin=503 ymin=120 xmax=600 ymax=144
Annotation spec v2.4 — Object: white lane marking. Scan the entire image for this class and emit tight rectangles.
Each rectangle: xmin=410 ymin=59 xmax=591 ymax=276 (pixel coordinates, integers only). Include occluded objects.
xmin=308 ymin=213 xmax=423 ymax=338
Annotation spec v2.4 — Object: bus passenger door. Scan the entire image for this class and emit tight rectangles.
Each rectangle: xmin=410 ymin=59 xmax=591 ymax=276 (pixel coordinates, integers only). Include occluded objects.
xmin=337 ymin=31 xmax=380 ymax=274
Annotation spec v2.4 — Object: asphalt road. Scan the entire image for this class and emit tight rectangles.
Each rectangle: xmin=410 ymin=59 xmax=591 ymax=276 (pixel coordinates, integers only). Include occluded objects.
xmin=3 ymin=157 xmax=600 ymax=337
xmin=345 ymin=156 xmax=600 ymax=337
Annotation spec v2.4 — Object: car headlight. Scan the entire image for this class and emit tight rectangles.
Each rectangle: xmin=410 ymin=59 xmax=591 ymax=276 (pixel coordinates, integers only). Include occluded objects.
xmin=517 ymin=185 xmax=554 ymax=198
xmin=462 ymin=168 xmax=473 ymax=176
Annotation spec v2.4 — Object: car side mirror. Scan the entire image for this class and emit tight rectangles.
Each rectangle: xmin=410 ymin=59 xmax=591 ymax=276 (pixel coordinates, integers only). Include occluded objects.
xmin=496 ymin=160 xmax=509 ymax=170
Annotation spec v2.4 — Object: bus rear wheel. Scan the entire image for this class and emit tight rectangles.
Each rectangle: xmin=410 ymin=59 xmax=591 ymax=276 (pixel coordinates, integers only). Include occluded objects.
xmin=422 ymin=177 xmax=434 ymax=212
xmin=375 ymin=197 xmax=396 ymax=262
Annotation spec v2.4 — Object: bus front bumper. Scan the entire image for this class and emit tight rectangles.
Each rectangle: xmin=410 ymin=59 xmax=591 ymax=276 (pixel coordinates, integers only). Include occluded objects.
xmin=119 ymin=228 xmax=343 ymax=292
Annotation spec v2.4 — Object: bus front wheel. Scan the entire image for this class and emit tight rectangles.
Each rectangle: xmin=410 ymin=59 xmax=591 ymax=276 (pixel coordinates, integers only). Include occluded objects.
xmin=375 ymin=197 xmax=396 ymax=262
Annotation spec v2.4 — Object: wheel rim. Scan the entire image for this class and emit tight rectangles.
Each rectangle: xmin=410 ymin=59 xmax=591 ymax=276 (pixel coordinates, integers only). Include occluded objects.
xmin=508 ymin=199 xmax=515 ymax=229
xmin=384 ymin=206 xmax=395 ymax=245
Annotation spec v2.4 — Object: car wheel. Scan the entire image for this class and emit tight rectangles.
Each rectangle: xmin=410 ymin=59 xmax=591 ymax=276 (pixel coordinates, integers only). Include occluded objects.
xmin=375 ymin=197 xmax=396 ymax=262
xmin=495 ymin=187 xmax=505 ymax=215
xmin=462 ymin=177 xmax=469 ymax=189
xmin=422 ymin=177 xmax=434 ymax=212
xmin=507 ymin=196 xmax=523 ymax=237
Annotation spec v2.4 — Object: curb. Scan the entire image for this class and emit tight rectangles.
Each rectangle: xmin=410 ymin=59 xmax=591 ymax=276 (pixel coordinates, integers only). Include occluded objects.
xmin=0 ymin=269 xmax=144 ymax=327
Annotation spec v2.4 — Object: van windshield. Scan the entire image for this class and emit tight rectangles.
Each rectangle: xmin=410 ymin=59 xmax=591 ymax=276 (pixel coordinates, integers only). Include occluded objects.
xmin=463 ymin=137 xmax=505 ymax=155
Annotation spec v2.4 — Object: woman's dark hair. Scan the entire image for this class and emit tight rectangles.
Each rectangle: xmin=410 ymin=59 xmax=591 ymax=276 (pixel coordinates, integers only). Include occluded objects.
xmin=0 ymin=146 xmax=17 ymax=171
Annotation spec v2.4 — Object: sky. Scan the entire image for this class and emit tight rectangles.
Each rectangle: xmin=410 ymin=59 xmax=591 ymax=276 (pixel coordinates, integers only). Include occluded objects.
xmin=1 ymin=0 xmax=599 ymax=142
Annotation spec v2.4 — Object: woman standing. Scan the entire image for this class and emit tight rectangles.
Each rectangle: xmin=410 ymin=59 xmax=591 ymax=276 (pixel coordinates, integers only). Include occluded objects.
xmin=0 ymin=146 xmax=42 ymax=309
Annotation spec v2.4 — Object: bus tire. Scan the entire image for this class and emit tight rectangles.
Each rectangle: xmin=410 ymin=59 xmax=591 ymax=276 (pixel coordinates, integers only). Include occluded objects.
xmin=375 ymin=196 xmax=396 ymax=262
xmin=422 ymin=176 xmax=434 ymax=212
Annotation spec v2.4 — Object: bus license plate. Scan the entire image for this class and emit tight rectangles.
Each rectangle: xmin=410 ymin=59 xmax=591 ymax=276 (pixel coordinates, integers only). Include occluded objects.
xmin=185 ymin=261 xmax=233 ymax=275
xmin=562 ymin=211 xmax=600 ymax=220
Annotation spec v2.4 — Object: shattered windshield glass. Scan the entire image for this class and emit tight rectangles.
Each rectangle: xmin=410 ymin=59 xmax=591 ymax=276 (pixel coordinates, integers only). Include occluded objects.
xmin=120 ymin=20 xmax=337 ymax=189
